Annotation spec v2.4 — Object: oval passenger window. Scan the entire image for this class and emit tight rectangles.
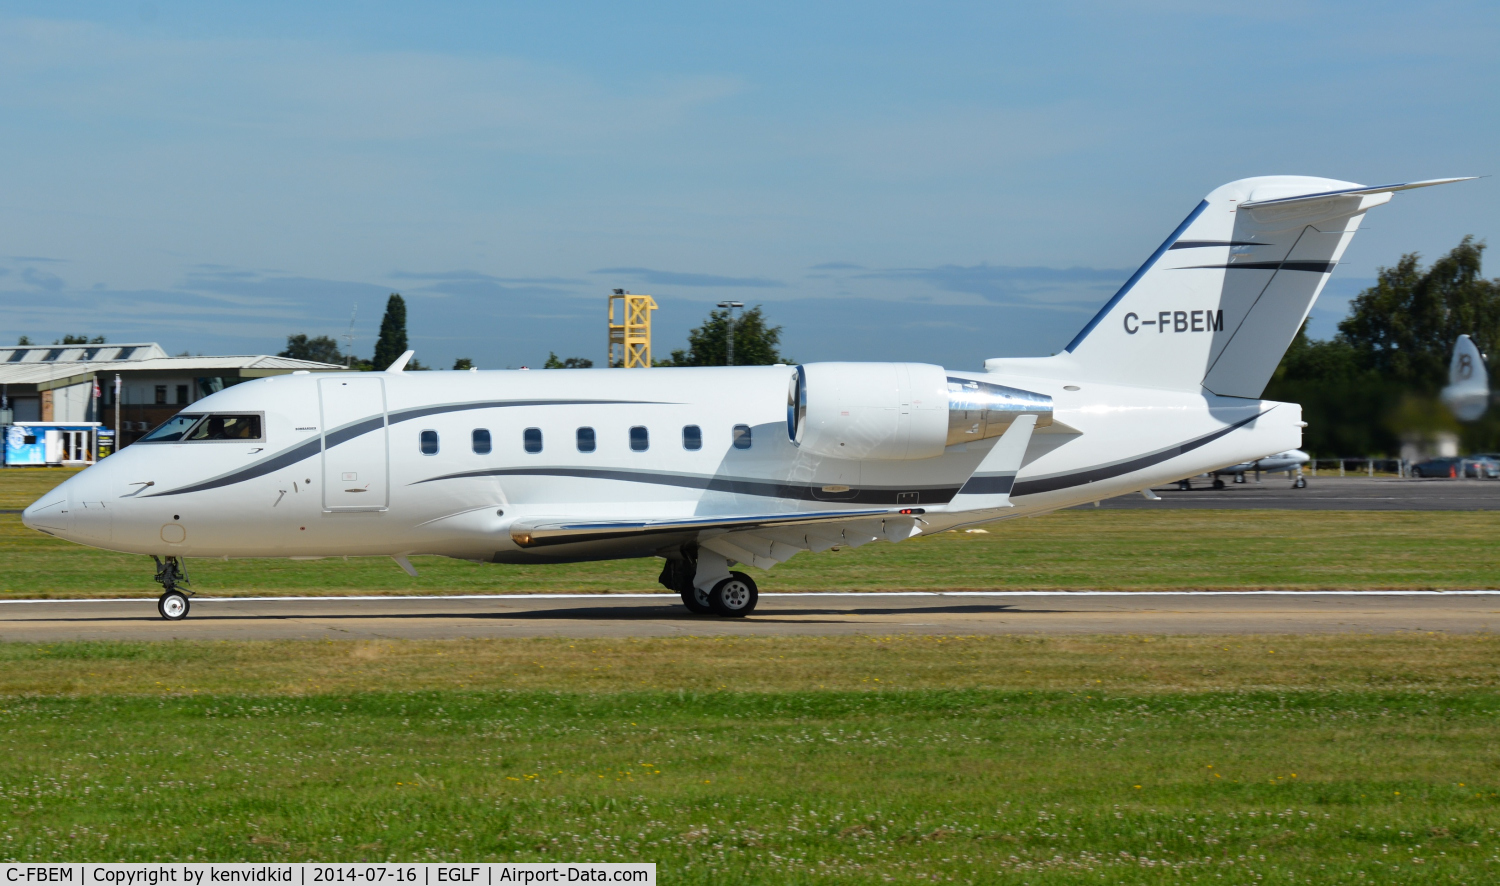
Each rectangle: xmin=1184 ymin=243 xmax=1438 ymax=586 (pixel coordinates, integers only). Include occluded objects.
xmin=420 ymin=430 xmax=439 ymax=455
xmin=472 ymin=428 xmax=491 ymax=455
xmin=630 ymin=426 xmax=649 ymax=452
xmin=524 ymin=427 xmax=543 ymax=454
xmin=732 ymin=424 xmax=752 ymax=450
xmin=577 ymin=427 xmax=596 ymax=453
xmin=682 ymin=425 xmax=702 ymax=451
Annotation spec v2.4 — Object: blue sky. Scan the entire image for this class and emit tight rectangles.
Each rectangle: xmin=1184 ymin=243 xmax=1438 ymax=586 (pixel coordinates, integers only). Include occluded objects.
xmin=0 ymin=1 xmax=1495 ymax=368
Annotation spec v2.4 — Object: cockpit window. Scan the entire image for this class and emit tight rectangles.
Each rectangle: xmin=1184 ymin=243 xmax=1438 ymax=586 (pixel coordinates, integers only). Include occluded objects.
xmin=139 ymin=414 xmax=204 ymax=443
xmin=185 ymin=414 xmax=263 ymax=441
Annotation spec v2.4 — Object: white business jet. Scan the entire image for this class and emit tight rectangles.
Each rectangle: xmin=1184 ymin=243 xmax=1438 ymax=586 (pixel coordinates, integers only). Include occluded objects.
xmin=1175 ymin=450 xmax=1311 ymax=490
xmin=1441 ymin=334 xmax=1489 ymax=422
xmin=24 ymin=175 xmax=1468 ymax=620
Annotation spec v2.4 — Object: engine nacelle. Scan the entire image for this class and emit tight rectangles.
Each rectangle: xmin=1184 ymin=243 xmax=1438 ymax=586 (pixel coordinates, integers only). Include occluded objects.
xmin=788 ymin=363 xmax=1053 ymax=460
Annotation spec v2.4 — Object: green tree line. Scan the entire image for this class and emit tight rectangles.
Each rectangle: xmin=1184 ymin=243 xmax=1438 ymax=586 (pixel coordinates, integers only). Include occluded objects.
xmin=1265 ymin=236 xmax=1500 ymax=455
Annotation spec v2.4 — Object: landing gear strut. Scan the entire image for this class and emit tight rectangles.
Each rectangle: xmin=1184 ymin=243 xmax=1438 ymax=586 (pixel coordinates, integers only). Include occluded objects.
xmin=659 ymin=546 xmax=760 ymax=616
xmin=152 ymin=556 xmax=192 ymax=621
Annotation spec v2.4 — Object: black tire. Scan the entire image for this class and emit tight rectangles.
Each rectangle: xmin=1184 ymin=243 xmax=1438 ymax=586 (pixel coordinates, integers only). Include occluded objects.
xmin=1177 ymin=480 xmax=1191 ymax=490
xmin=1293 ymin=477 xmax=1307 ymax=489
xmin=1212 ymin=478 xmax=1226 ymax=489
xmin=157 ymin=591 xmax=190 ymax=621
xmin=680 ymin=585 xmax=713 ymax=614
xmin=709 ymin=572 xmax=758 ymax=617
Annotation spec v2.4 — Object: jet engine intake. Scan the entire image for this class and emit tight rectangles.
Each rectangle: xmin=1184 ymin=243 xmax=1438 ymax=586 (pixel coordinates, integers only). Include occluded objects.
xmin=788 ymin=363 xmax=1052 ymax=460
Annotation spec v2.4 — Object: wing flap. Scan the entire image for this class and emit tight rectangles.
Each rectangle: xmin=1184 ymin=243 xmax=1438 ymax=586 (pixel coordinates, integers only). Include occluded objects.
xmin=509 ymin=507 xmax=923 ymax=549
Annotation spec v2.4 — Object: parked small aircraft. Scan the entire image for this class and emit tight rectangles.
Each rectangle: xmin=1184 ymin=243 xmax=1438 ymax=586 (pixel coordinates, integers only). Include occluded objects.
xmin=1176 ymin=449 xmax=1310 ymax=490
xmin=1441 ymin=334 xmax=1489 ymax=422
xmin=24 ymin=175 xmax=1469 ymax=619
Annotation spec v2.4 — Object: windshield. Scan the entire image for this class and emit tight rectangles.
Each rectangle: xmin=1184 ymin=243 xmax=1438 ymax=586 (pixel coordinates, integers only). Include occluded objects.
xmin=139 ymin=414 xmax=204 ymax=443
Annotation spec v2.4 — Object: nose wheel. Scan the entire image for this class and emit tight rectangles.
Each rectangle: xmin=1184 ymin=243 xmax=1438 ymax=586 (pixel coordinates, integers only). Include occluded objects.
xmin=151 ymin=556 xmax=193 ymax=621
xmin=157 ymin=591 xmax=190 ymax=621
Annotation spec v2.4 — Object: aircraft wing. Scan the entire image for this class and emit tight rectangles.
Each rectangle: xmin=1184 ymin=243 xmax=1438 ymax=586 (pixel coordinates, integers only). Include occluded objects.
xmin=510 ymin=507 xmax=927 ymax=568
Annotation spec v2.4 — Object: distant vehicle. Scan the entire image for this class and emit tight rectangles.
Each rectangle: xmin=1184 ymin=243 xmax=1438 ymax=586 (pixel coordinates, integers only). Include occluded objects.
xmin=1463 ymin=456 xmax=1500 ymax=479
xmin=1440 ymin=334 xmax=1489 ymax=422
xmin=1411 ymin=457 xmax=1464 ymax=478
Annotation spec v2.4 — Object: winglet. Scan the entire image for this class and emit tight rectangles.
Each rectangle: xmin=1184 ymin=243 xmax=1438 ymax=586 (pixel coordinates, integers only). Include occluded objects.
xmin=945 ymin=414 xmax=1038 ymax=514
xmin=386 ymin=350 xmax=415 ymax=373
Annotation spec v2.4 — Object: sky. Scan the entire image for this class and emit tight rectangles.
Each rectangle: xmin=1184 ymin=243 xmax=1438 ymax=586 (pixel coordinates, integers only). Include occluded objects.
xmin=0 ymin=1 xmax=1495 ymax=369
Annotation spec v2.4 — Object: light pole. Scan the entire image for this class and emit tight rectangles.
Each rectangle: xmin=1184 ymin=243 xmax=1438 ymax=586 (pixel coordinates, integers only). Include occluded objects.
xmin=717 ymin=301 xmax=743 ymax=366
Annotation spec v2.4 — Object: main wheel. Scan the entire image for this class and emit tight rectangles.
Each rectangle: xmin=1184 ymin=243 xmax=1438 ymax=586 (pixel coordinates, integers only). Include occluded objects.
xmin=709 ymin=572 xmax=758 ymax=617
xmin=157 ymin=591 xmax=190 ymax=621
xmin=681 ymin=585 xmax=713 ymax=614
xmin=1212 ymin=477 xmax=1226 ymax=489
xmin=1293 ymin=476 xmax=1307 ymax=489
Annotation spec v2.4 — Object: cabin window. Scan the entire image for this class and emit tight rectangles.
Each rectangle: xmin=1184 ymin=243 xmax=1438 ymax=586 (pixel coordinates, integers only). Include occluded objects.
xmin=420 ymin=430 xmax=439 ymax=455
xmin=524 ymin=427 xmax=543 ymax=453
xmin=577 ymin=427 xmax=596 ymax=453
xmin=683 ymin=425 xmax=702 ymax=450
xmin=733 ymin=424 xmax=752 ymax=450
xmin=630 ymin=426 xmax=649 ymax=452
xmin=471 ymin=428 xmax=491 ymax=454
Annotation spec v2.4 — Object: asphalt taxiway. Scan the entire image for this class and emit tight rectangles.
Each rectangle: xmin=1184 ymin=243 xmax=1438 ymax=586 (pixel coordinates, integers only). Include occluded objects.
xmin=1091 ymin=476 xmax=1500 ymax=510
xmin=1 ymin=592 xmax=1495 ymax=641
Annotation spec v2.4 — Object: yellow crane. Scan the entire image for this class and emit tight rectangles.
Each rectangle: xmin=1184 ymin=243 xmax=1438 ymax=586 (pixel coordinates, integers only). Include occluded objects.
xmin=607 ymin=289 xmax=658 ymax=368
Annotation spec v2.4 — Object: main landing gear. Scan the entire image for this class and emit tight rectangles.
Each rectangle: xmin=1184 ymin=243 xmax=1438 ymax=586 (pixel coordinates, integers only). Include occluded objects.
xmin=659 ymin=546 xmax=760 ymax=617
xmin=152 ymin=556 xmax=192 ymax=621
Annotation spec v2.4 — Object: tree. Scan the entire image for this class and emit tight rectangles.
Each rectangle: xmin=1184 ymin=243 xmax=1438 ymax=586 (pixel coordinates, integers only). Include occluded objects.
xmin=372 ymin=293 xmax=409 ymax=369
xmin=1264 ymin=236 xmax=1500 ymax=455
xmin=543 ymin=352 xmax=594 ymax=369
xmin=279 ymin=334 xmax=344 ymax=364
xmin=659 ymin=305 xmax=786 ymax=366
xmin=453 ymin=358 xmax=475 ymax=370
xmin=1338 ymin=236 xmax=1500 ymax=390
xmin=16 ymin=336 xmax=31 ymax=346
xmin=56 ymin=334 xmax=106 ymax=345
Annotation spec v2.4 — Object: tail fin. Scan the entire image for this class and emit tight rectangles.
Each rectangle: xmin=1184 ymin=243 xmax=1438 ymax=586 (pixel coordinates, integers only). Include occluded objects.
xmin=1441 ymin=334 xmax=1489 ymax=421
xmin=1060 ymin=176 xmax=1471 ymax=398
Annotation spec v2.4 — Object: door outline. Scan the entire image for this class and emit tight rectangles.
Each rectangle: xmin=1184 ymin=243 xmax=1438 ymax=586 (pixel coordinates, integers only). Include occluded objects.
xmin=319 ymin=377 xmax=390 ymax=512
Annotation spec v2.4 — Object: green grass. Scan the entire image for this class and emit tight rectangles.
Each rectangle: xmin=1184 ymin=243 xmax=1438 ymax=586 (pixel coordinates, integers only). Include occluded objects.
xmin=1 ymin=635 xmax=1498 ymax=881
xmin=5 ymin=466 xmax=1500 ymax=595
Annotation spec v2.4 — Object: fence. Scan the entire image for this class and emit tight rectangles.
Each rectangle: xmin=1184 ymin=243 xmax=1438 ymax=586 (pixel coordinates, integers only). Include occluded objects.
xmin=1306 ymin=458 xmax=1492 ymax=479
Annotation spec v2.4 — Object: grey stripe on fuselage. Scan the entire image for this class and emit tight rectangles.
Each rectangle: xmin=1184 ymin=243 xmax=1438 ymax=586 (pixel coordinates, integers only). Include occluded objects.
xmin=416 ymin=466 xmax=964 ymax=506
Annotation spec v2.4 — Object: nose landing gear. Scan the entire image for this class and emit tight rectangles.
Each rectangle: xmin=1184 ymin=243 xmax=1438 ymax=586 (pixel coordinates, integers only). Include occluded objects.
xmin=152 ymin=556 xmax=192 ymax=621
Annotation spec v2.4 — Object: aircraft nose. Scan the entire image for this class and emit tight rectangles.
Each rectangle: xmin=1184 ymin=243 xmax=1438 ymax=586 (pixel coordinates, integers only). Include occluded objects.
xmin=22 ymin=484 xmax=72 ymax=534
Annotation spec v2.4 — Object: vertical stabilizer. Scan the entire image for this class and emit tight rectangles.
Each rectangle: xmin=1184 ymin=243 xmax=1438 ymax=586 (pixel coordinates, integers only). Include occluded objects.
xmin=1442 ymin=334 xmax=1490 ymax=422
xmin=1058 ymin=176 xmax=1470 ymax=398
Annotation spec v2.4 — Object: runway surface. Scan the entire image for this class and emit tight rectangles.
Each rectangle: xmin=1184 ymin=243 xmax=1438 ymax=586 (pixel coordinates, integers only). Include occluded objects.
xmin=1091 ymin=476 xmax=1500 ymax=510
xmin=2 ymin=592 xmax=1496 ymax=641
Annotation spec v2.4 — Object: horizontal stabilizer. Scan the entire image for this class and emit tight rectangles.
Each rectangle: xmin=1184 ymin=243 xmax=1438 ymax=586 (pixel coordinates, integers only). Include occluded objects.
xmin=1240 ymin=177 xmax=1474 ymax=208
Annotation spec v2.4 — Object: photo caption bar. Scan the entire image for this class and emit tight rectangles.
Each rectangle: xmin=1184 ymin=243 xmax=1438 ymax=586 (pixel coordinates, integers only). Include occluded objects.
xmin=1 ymin=865 xmax=653 ymax=886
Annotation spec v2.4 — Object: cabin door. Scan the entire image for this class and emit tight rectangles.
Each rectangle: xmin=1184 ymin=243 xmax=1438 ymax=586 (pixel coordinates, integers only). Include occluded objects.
xmin=319 ymin=377 xmax=390 ymax=512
